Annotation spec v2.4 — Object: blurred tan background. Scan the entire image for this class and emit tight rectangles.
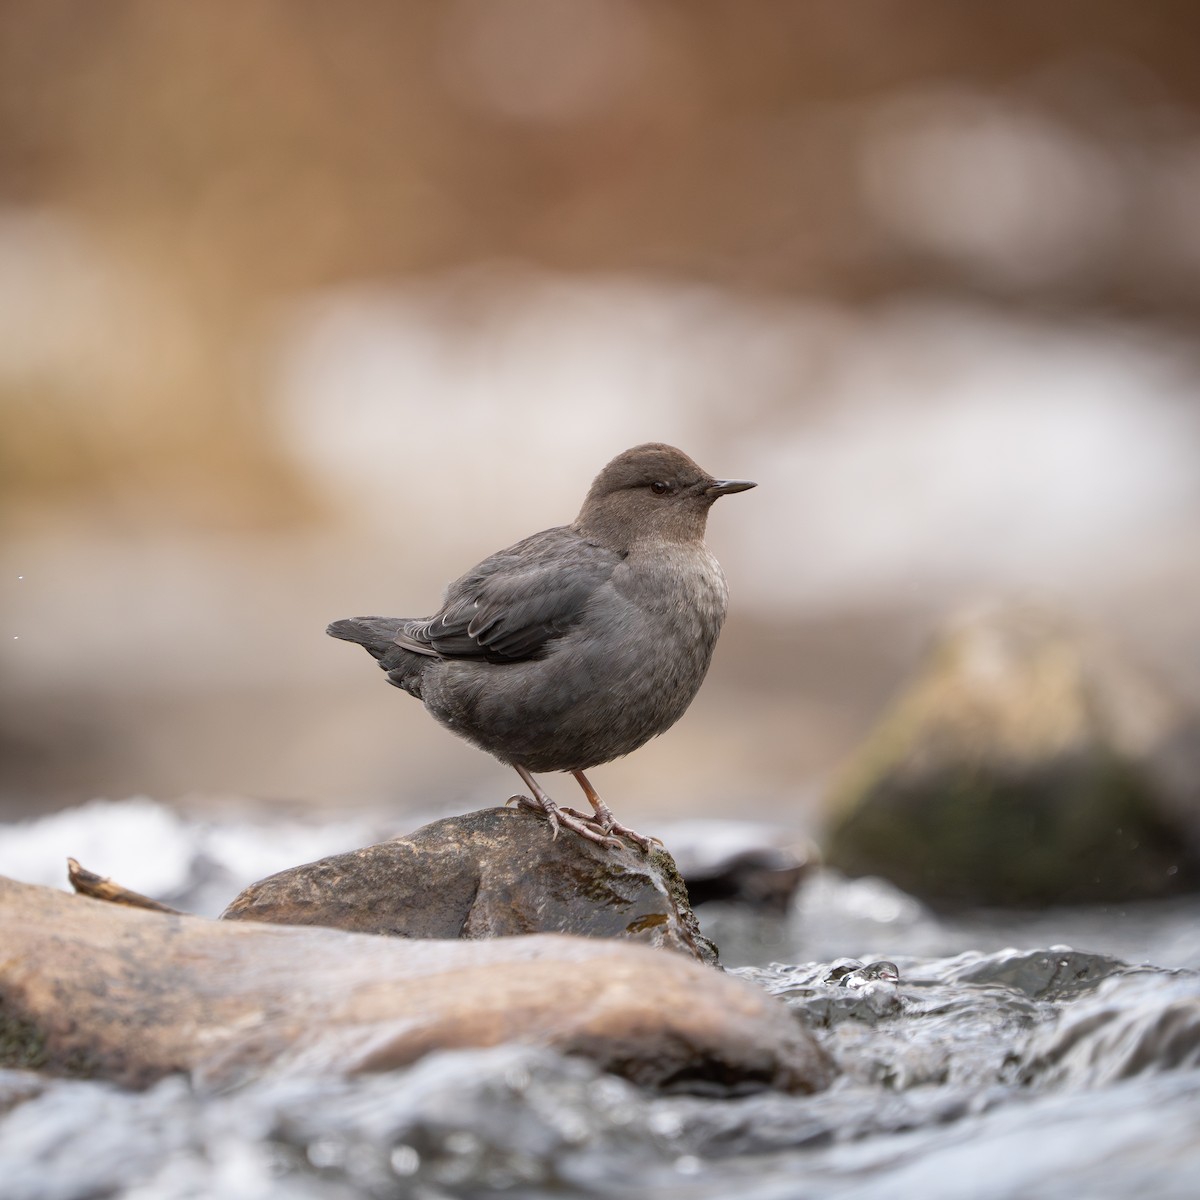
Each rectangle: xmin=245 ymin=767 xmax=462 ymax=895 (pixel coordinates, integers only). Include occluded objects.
xmin=2 ymin=0 xmax=1199 ymax=827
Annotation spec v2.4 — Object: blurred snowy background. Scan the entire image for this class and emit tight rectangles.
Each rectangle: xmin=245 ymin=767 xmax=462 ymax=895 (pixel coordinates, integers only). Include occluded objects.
xmin=3 ymin=1 xmax=1199 ymax=831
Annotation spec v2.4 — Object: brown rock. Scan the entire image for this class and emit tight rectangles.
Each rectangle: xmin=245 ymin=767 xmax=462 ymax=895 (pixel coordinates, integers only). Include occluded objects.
xmin=0 ymin=875 xmax=832 ymax=1094
xmin=222 ymin=806 xmax=717 ymax=963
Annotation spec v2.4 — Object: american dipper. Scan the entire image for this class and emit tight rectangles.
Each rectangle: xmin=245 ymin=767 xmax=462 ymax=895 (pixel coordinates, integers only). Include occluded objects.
xmin=327 ymin=443 xmax=755 ymax=850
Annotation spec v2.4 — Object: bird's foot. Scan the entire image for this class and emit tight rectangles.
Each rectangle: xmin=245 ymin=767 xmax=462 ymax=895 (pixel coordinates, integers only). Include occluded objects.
xmin=555 ymin=803 xmax=655 ymax=849
xmin=568 ymin=772 xmax=661 ymax=853
xmin=558 ymin=805 xmax=598 ymax=823
xmin=506 ymin=794 xmax=622 ymax=848
xmin=551 ymin=804 xmax=625 ymax=848
xmin=598 ymin=818 xmax=661 ymax=854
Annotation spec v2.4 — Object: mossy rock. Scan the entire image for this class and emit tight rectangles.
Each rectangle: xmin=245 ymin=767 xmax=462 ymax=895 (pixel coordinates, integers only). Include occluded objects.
xmin=825 ymin=604 xmax=1200 ymax=906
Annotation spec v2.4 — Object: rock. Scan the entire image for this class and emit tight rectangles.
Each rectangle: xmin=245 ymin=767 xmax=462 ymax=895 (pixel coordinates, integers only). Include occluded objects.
xmin=222 ymin=806 xmax=717 ymax=964
xmin=0 ymin=876 xmax=833 ymax=1095
xmin=826 ymin=603 xmax=1200 ymax=906
xmin=656 ymin=819 xmax=816 ymax=914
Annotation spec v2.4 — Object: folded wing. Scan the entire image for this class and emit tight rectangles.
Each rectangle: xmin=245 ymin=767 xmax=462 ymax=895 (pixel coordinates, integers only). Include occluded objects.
xmin=395 ymin=528 xmax=619 ymax=664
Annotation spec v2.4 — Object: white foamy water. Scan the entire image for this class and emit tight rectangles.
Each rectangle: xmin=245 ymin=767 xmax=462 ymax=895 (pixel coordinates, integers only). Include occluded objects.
xmin=0 ymin=797 xmax=396 ymax=915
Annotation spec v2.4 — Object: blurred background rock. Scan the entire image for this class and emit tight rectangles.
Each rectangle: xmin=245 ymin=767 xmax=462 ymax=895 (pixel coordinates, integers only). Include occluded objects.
xmin=3 ymin=0 xmax=1199 ymax=836
xmin=826 ymin=602 xmax=1200 ymax=905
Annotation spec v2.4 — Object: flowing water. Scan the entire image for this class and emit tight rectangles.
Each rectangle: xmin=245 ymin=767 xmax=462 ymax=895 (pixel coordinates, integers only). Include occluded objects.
xmin=2 ymin=800 xmax=1199 ymax=1199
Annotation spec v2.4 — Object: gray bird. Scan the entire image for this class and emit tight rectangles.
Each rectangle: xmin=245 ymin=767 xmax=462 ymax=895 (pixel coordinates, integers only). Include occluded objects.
xmin=327 ymin=443 xmax=755 ymax=850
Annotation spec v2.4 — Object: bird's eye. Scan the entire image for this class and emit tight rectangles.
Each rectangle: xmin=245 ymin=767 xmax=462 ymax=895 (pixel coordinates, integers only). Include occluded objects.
xmin=650 ymin=480 xmax=672 ymax=495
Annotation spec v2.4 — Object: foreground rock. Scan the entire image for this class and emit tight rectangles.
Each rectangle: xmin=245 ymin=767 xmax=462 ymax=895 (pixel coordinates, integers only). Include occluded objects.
xmin=223 ymin=806 xmax=717 ymax=963
xmin=826 ymin=603 xmax=1200 ymax=906
xmin=0 ymin=876 xmax=831 ymax=1094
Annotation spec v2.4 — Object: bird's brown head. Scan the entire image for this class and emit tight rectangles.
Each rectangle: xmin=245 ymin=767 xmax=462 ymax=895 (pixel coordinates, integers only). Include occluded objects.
xmin=573 ymin=443 xmax=756 ymax=550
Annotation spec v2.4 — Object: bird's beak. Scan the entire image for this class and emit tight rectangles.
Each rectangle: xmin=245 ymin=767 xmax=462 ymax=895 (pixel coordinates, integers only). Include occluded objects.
xmin=705 ymin=478 xmax=757 ymax=497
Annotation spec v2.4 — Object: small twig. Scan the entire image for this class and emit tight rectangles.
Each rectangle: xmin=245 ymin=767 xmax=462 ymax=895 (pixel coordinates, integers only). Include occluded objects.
xmin=67 ymin=858 xmax=183 ymax=913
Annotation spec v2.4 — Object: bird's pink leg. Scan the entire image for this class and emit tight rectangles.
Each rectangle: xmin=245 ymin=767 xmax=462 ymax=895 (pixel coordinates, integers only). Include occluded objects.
xmin=509 ymin=764 xmax=623 ymax=848
xmin=570 ymin=770 xmax=660 ymax=852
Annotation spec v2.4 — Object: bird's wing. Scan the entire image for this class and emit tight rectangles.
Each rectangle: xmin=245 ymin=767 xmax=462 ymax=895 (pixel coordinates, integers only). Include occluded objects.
xmin=395 ymin=528 xmax=619 ymax=663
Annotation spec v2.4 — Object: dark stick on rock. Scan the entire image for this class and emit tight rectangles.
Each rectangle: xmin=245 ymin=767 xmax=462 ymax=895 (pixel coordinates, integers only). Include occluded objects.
xmin=67 ymin=857 xmax=182 ymax=913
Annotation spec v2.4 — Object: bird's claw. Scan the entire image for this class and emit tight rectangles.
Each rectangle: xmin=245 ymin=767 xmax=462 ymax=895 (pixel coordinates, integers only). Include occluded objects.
xmin=577 ymin=793 xmax=658 ymax=853
xmin=550 ymin=806 xmax=623 ymax=848
xmin=558 ymin=805 xmax=597 ymax=823
xmin=508 ymin=793 xmax=560 ymax=838
xmin=510 ymin=794 xmax=621 ymax=847
xmin=561 ymin=808 xmax=657 ymax=852
xmin=612 ymin=827 xmax=658 ymax=853
xmin=560 ymin=806 xmax=642 ymax=849
xmin=509 ymin=774 xmax=648 ymax=851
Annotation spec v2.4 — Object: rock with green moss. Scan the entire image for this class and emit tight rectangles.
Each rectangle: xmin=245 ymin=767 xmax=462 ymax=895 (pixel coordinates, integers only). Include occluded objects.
xmin=825 ymin=603 xmax=1200 ymax=906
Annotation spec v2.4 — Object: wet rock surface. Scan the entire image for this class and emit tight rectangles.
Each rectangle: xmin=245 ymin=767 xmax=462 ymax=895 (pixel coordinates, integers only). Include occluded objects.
xmin=222 ymin=805 xmax=717 ymax=964
xmin=826 ymin=603 xmax=1200 ymax=906
xmin=0 ymin=875 xmax=827 ymax=1094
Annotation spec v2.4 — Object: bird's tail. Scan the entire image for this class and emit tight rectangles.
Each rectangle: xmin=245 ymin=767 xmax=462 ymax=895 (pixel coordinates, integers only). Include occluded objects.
xmin=327 ymin=616 xmax=430 ymax=697
xmin=326 ymin=616 xmax=404 ymax=659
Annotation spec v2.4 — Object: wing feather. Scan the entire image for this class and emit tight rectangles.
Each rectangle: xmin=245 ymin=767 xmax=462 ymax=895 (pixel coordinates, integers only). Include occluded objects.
xmin=393 ymin=527 xmax=618 ymax=664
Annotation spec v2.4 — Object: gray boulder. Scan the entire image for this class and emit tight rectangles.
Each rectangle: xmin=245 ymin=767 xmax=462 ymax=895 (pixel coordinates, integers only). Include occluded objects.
xmin=223 ymin=805 xmax=718 ymax=963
